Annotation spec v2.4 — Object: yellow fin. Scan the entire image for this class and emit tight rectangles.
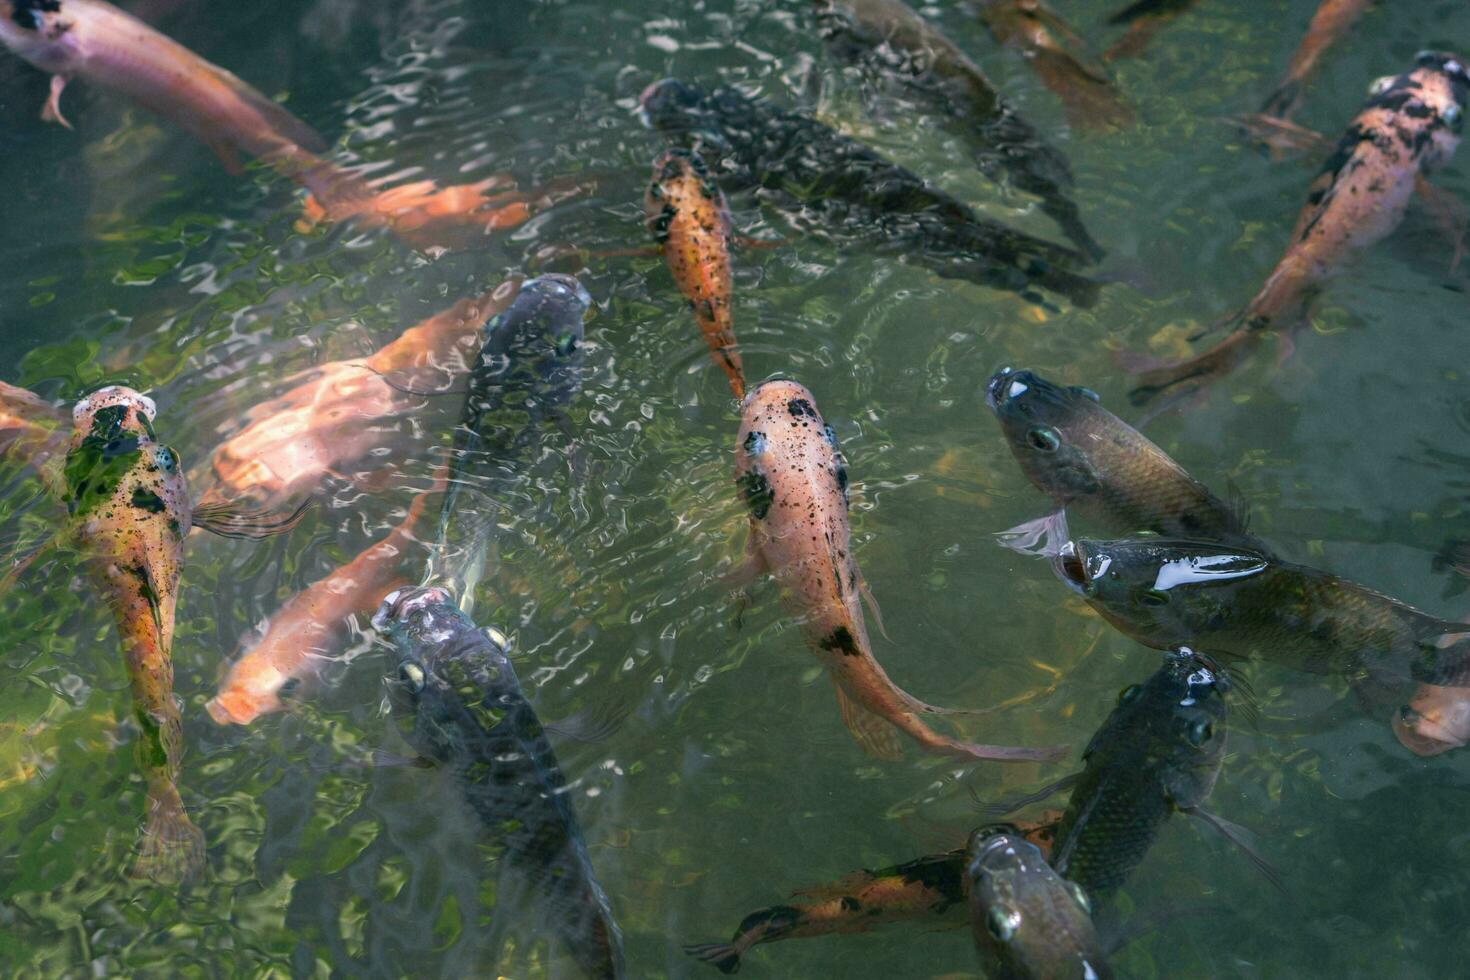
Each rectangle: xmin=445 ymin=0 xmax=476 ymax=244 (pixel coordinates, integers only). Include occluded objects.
xmin=831 ymin=676 xmax=902 ymax=761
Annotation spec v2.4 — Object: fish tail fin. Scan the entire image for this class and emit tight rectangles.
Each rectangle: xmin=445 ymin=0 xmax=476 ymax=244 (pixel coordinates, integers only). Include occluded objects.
xmin=130 ymin=785 xmax=206 ymax=884
xmin=1123 ymin=323 xmax=1261 ymax=407
xmin=831 ymin=677 xmax=904 ymax=761
xmin=683 ymin=943 xmax=744 ymax=974
xmin=192 ymin=497 xmax=310 ymax=539
xmin=1434 ymin=539 xmax=1470 ymax=578
xmin=1259 ymin=80 xmax=1301 ymax=120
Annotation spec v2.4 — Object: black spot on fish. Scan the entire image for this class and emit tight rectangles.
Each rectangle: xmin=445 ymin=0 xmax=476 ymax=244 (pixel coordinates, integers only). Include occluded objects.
xmin=835 ymin=463 xmax=849 ymax=503
xmin=840 ymin=896 xmax=861 ymax=912
xmin=88 ymin=405 xmax=128 ymax=443
xmin=130 ymin=487 xmax=166 ymax=514
xmin=11 ymin=0 xmax=60 ymax=30
xmin=819 ymin=626 xmax=860 ymax=657
xmin=738 ymin=469 xmax=774 ymax=519
xmin=787 ymin=398 xmax=817 ymax=419
xmin=1403 ymin=102 xmax=1437 ymax=120
xmin=743 ymin=430 xmax=767 ymax=455
xmin=101 ymin=436 xmax=141 ymax=461
xmin=896 ymin=855 xmax=966 ymax=908
xmin=734 ymin=905 xmax=803 ymax=939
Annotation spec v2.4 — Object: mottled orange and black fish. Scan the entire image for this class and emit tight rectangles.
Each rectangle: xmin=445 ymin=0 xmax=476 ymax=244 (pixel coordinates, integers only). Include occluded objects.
xmin=684 ymin=812 xmax=1063 ymax=974
xmin=64 ymin=387 xmax=301 ymax=881
xmin=645 ymin=150 xmax=745 ymax=399
xmin=735 ymin=380 xmax=1064 ymax=763
xmin=1130 ymin=53 xmax=1469 ymax=405
xmin=1259 ymin=0 xmax=1374 ymax=121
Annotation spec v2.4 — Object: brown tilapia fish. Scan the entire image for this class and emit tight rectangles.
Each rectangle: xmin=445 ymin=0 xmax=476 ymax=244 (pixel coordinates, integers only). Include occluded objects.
xmin=207 ymin=490 xmax=429 ymax=726
xmin=645 ymin=149 xmax=745 ymax=399
xmin=63 ymin=387 xmax=301 ymax=881
xmin=976 ymin=0 xmax=1133 ymax=131
xmin=1103 ymin=0 xmax=1199 ymax=62
xmin=1130 ymin=53 xmax=1469 ymax=405
xmin=734 ymin=379 xmax=1064 ymax=763
xmin=1258 ymin=0 xmax=1374 ymax=122
xmin=985 ymin=367 xmax=1260 ymax=555
xmin=197 ymin=284 xmax=517 ymax=513
xmin=684 ymin=811 xmax=1064 ymax=974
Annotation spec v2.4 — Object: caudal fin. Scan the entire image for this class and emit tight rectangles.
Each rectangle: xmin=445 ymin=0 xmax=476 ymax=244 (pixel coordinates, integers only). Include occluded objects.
xmin=131 ymin=788 xmax=206 ymax=884
xmin=1125 ymin=325 xmax=1261 ymax=406
xmin=683 ymin=943 xmax=744 ymax=974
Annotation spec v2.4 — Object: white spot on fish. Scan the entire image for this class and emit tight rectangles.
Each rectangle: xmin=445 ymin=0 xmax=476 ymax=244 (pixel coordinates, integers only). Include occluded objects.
xmin=1152 ymin=553 xmax=1268 ymax=591
xmin=1006 ymin=379 xmax=1029 ymax=400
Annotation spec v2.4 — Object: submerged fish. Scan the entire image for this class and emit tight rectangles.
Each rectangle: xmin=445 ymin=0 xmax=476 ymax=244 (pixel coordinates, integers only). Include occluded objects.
xmin=207 ymin=491 xmax=430 ymax=726
xmin=426 ymin=274 xmax=590 ymax=613
xmin=199 ymin=285 xmax=516 ymax=513
xmin=0 ymin=380 xmax=67 ymax=497
xmin=684 ymin=812 xmax=1064 ymax=974
xmin=1055 ymin=537 xmax=1470 ymax=685
xmin=1052 ymin=648 xmax=1229 ymax=900
xmin=64 ymin=386 xmax=301 ymax=881
xmin=373 ymin=586 xmax=624 ymax=978
xmin=1130 ymin=53 xmax=1469 ymax=405
xmin=967 ymin=824 xmax=1112 ymax=980
xmin=813 ymin=0 xmax=1101 ymax=261
xmin=975 ymin=0 xmax=1133 ymax=132
xmin=735 ymin=379 xmax=1063 ymax=763
xmin=985 ymin=367 xmax=1258 ymax=553
xmin=1103 ymin=0 xmax=1199 ymax=61
xmin=1394 ymin=681 xmax=1470 ymax=757
xmin=1259 ymin=0 xmax=1374 ymax=121
xmin=644 ymin=150 xmax=745 ymax=399
xmin=639 ymin=79 xmax=1100 ymax=309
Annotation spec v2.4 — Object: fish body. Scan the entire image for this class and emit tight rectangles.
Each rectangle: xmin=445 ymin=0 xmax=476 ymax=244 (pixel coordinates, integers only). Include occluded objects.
xmin=813 ymin=0 xmax=1100 ymax=260
xmin=966 ymin=826 xmax=1112 ymax=980
xmin=1260 ymin=0 xmax=1373 ymax=120
xmin=1395 ymin=682 xmax=1470 ymax=756
xmin=63 ymin=386 xmax=201 ymax=881
xmin=735 ymin=380 xmax=1061 ymax=763
xmin=373 ymin=587 xmax=624 ymax=979
xmin=1131 ymin=54 xmax=1469 ymax=403
xmin=429 ymin=274 xmax=589 ymax=611
xmin=639 ymin=79 xmax=1099 ymax=308
xmin=644 ymin=150 xmax=745 ymax=399
xmin=986 ymin=367 xmax=1258 ymax=550
xmin=1057 ymin=537 xmax=1470 ymax=682
xmin=685 ymin=812 xmax=1063 ymax=974
xmin=976 ymin=0 xmax=1132 ymax=133
xmin=1103 ymin=0 xmax=1197 ymax=60
xmin=0 ymin=0 xmax=324 ymax=164
xmin=1051 ymin=649 xmax=1228 ymax=900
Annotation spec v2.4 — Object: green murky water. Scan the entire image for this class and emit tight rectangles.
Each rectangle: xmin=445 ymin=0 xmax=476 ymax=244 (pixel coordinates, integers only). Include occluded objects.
xmin=3 ymin=0 xmax=1470 ymax=975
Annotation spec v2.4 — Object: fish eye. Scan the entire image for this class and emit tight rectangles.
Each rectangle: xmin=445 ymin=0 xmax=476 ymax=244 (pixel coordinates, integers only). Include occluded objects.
xmin=398 ymin=662 xmax=426 ymax=693
xmin=1140 ymin=589 xmax=1170 ymax=608
xmin=554 ymin=333 xmax=578 ymax=356
xmin=987 ymin=907 xmax=1021 ymax=943
xmin=1117 ymin=684 xmax=1142 ymax=706
xmin=1186 ymin=719 xmax=1214 ymax=746
xmin=1368 ymin=74 xmax=1397 ymax=96
xmin=1447 ymin=104 xmax=1464 ymax=132
xmin=1026 ymin=426 xmax=1061 ymax=453
xmin=1068 ymin=882 xmax=1091 ymax=914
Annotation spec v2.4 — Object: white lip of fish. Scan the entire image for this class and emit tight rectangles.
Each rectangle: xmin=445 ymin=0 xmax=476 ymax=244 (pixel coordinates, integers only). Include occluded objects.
xmin=73 ymin=386 xmax=158 ymax=425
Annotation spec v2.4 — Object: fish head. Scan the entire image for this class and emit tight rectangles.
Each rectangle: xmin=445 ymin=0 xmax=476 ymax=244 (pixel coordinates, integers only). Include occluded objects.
xmin=69 ymin=385 xmax=157 ymax=449
xmin=986 ymin=367 xmax=1108 ymax=506
xmin=1056 ymin=537 xmax=1267 ymax=649
xmin=1394 ymin=684 xmax=1470 ymax=757
xmin=638 ymin=78 xmax=706 ymax=133
xmin=644 ymin=148 xmax=722 ymax=234
xmin=1363 ymin=53 xmax=1468 ymax=170
xmin=477 ymin=274 xmax=590 ymax=407
xmin=965 ymin=826 xmax=1110 ymax=980
xmin=0 ymin=1 xmax=70 ymax=68
xmin=374 ymin=586 xmax=518 ymax=749
xmin=735 ymin=379 xmax=845 ymax=520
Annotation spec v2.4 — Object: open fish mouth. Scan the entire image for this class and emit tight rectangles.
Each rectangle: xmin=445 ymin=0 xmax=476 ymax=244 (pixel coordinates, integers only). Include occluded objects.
xmin=986 ymin=366 xmax=1022 ymax=410
xmin=1052 ymin=540 xmax=1092 ymax=594
xmin=372 ymin=586 xmax=455 ymax=630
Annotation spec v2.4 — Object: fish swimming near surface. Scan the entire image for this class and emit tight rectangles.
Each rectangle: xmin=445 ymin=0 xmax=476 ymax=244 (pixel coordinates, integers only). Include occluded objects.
xmin=975 ymin=0 xmax=1133 ymax=133
xmin=206 ymin=491 xmax=430 ymax=726
xmin=1258 ymin=0 xmax=1374 ymax=122
xmin=734 ymin=379 xmax=1065 ymax=763
xmin=812 ymin=0 xmax=1102 ymax=261
xmin=425 ymin=274 xmax=590 ymax=613
xmin=1394 ymin=680 xmax=1470 ymax=757
xmin=1129 ymin=53 xmax=1469 ymax=405
xmin=1103 ymin=0 xmax=1199 ymax=61
xmin=373 ymin=586 xmax=625 ymax=979
xmin=198 ymin=285 xmax=517 ymax=513
xmin=985 ymin=366 xmax=1261 ymax=556
xmin=0 ymin=0 xmax=577 ymax=251
xmin=644 ymin=150 xmax=746 ymax=399
xmin=966 ymin=824 xmax=1113 ymax=980
xmin=1049 ymin=648 xmax=1233 ymax=901
xmin=63 ymin=386 xmax=303 ymax=881
xmin=1054 ymin=537 xmax=1470 ymax=687
xmin=639 ymin=78 xmax=1100 ymax=309
xmin=684 ymin=812 xmax=1063 ymax=974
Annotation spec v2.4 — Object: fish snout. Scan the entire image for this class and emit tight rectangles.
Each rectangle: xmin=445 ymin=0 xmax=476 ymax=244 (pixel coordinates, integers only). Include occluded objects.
xmin=522 ymin=273 xmax=593 ymax=315
xmin=986 ymin=366 xmax=1019 ymax=410
xmin=637 ymin=78 xmax=700 ymax=130
xmin=371 ymin=586 xmax=455 ymax=630
xmin=72 ymin=385 xmax=158 ymax=427
xmin=1052 ymin=540 xmax=1092 ymax=595
xmin=1417 ymin=51 xmax=1470 ymax=88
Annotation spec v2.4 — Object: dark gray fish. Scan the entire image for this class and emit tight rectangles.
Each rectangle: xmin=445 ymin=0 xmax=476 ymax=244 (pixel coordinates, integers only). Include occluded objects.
xmin=1056 ymin=537 xmax=1470 ymax=685
xmin=812 ymin=0 xmax=1102 ymax=261
xmin=967 ymin=825 xmax=1113 ymax=980
xmin=427 ymin=273 xmax=590 ymax=610
xmin=638 ymin=78 xmax=1100 ymax=309
xmin=373 ymin=586 xmax=625 ymax=979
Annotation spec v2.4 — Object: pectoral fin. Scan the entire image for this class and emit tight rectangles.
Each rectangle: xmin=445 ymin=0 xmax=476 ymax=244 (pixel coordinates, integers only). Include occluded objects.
xmin=969 ymin=772 xmax=1083 ymax=817
xmin=1414 ymin=174 xmax=1468 ymax=274
xmin=42 ymin=75 xmax=73 ymax=130
xmin=1183 ymin=806 xmax=1287 ymax=895
xmin=544 ymin=702 xmax=628 ymax=743
xmin=831 ymin=676 xmax=903 ymax=761
xmin=192 ymin=497 xmax=309 ymax=539
xmin=995 ymin=510 xmax=1072 ymax=558
xmin=857 ymin=570 xmax=887 ymax=641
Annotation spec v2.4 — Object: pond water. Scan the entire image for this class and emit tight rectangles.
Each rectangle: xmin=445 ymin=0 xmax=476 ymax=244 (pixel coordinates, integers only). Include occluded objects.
xmin=2 ymin=0 xmax=1470 ymax=976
